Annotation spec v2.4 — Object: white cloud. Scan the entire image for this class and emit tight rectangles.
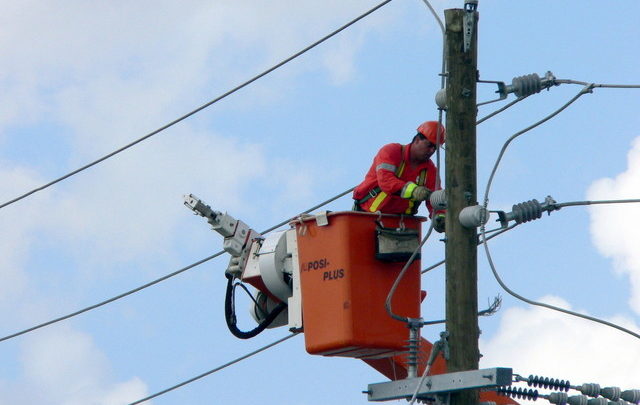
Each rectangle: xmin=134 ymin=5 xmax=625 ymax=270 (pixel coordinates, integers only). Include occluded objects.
xmin=0 ymin=1 xmax=393 ymax=133
xmin=481 ymin=296 xmax=640 ymax=405
xmin=5 ymin=325 xmax=149 ymax=405
xmin=587 ymin=136 xmax=640 ymax=314
xmin=0 ymin=2 xmax=401 ymax=403
xmin=0 ymin=165 xmax=52 ymax=309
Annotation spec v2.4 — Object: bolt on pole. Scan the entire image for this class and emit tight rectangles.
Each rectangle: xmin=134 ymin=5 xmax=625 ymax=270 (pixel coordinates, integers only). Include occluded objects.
xmin=444 ymin=6 xmax=480 ymax=405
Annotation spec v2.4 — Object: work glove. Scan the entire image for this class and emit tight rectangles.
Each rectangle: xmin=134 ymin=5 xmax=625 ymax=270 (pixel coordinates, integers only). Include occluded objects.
xmin=433 ymin=213 xmax=446 ymax=233
xmin=411 ymin=186 xmax=432 ymax=202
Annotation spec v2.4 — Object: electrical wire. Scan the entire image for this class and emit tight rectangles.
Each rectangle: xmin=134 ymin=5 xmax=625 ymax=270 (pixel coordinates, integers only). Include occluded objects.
xmin=420 ymin=223 xmax=519 ymax=274
xmin=385 ymin=221 xmax=436 ymax=323
xmin=556 ymin=79 xmax=640 ymax=88
xmin=127 ymin=332 xmax=299 ymax=405
xmin=0 ymin=186 xmax=354 ymax=343
xmin=0 ymin=251 xmax=224 ymax=343
xmin=0 ymin=0 xmax=393 ymax=212
xmin=408 ymin=341 xmax=438 ymax=405
xmin=477 ymin=79 xmax=640 ymax=126
xmin=556 ymin=198 xmax=640 ymax=208
xmin=418 ymin=0 xmax=446 ymax=189
xmin=480 ymin=227 xmax=640 ymax=340
xmin=476 ymin=94 xmax=531 ymax=125
xmin=480 ymin=84 xmax=640 ymax=341
xmin=483 ymin=84 xmax=593 ymax=204
xmin=420 ymin=0 xmax=444 ymax=34
xmin=421 ymin=296 xmax=502 ymax=326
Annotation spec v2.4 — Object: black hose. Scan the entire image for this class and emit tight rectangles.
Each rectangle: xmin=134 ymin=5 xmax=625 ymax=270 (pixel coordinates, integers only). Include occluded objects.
xmin=224 ymin=273 xmax=288 ymax=339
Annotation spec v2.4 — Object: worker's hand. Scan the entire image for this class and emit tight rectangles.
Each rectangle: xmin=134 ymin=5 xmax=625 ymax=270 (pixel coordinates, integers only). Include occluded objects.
xmin=433 ymin=213 xmax=445 ymax=233
xmin=411 ymin=186 xmax=432 ymax=202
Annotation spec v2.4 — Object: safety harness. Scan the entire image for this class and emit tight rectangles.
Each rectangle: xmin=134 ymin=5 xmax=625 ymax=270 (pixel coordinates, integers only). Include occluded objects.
xmin=354 ymin=145 xmax=427 ymax=215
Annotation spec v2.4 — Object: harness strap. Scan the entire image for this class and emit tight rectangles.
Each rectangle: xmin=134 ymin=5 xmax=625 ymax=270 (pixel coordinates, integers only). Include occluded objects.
xmin=355 ymin=146 xmax=428 ymax=213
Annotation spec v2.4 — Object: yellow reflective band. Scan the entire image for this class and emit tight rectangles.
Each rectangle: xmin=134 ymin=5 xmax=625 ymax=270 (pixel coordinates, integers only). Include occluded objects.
xmin=405 ymin=200 xmax=415 ymax=214
xmin=369 ymin=191 xmax=388 ymax=212
xmin=402 ymin=182 xmax=417 ymax=199
xmin=418 ymin=169 xmax=426 ymax=186
xmin=397 ymin=161 xmax=406 ymax=177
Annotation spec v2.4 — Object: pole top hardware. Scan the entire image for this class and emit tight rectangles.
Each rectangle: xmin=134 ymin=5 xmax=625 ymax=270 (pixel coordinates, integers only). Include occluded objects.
xmin=463 ymin=1 xmax=478 ymax=52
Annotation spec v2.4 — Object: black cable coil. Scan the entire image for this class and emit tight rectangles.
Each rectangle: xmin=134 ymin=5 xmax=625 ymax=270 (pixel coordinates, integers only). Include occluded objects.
xmin=224 ymin=273 xmax=287 ymax=339
xmin=497 ymin=387 xmax=539 ymax=401
xmin=527 ymin=375 xmax=571 ymax=392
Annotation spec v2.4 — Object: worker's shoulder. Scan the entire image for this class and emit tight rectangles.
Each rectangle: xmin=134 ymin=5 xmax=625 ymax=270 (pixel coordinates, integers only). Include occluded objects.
xmin=377 ymin=142 xmax=403 ymax=154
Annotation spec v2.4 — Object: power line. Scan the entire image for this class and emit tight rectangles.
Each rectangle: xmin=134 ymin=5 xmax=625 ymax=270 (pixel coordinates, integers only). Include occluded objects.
xmin=0 ymin=0 xmax=393 ymax=212
xmin=127 ymin=332 xmax=299 ymax=405
xmin=0 ymin=252 xmax=224 ymax=343
xmin=480 ymin=227 xmax=640 ymax=340
xmin=476 ymin=94 xmax=531 ymax=125
xmin=0 ymin=187 xmax=354 ymax=343
xmin=556 ymin=198 xmax=640 ymax=208
xmin=420 ymin=223 xmax=519 ymax=274
xmin=479 ymin=84 xmax=640 ymax=340
xmin=483 ymin=84 xmax=593 ymax=206
xmin=477 ymin=77 xmax=640 ymax=126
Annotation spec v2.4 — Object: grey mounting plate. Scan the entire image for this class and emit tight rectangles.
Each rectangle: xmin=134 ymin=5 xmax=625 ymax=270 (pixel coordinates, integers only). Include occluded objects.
xmin=366 ymin=367 xmax=512 ymax=402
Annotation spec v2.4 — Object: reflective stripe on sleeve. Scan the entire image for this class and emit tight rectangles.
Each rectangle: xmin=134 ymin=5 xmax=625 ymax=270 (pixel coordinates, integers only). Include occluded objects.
xmin=401 ymin=182 xmax=417 ymax=199
xmin=376 ymin=163 xmax=397 ymax=172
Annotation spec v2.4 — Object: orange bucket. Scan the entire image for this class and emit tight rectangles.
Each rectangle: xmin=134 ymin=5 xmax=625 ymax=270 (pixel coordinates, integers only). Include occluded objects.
xmin=294 ymin=211 xmax=424 ymax=358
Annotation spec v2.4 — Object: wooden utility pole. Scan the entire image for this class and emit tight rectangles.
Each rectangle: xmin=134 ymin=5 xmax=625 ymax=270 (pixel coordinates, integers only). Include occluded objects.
xmin=444 ymin=6 xmax=479 ymax=405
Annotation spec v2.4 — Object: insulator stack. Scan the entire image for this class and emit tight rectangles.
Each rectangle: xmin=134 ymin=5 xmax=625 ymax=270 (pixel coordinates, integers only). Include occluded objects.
xmin=602 ymin=387 xmax=622 ymax=401
xmin=511 ymin=199 xmax=543 ymax=224
xmin=404 ymin=328 xmax=420 ymax=379
xmin=498 ymin=386 xmax=539 ymax=401
xmin=527 ymin=375 xmax=571 ymax=392
xmin=548 ymin=392 xmax=569 ymax=404
xmin=622 ymin=389 xmax=640 ymax=404
xmin=429 ymin=189 xmax=447 ymax=210
xmin=567 ymin=395 xmax=588 ymax=405
xmin=579 ymin=384 xmax=603 ymax=398
xmin=511 ymin=73 xmax=544 ymax=97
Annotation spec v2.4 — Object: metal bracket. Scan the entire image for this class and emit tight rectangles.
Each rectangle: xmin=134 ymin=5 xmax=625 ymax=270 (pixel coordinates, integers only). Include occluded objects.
xmin=463 ymin=0 xmax=478 ymax=52
xmin=476 ymin=79 xmax=508 ymax=107
xmin=315 ymin=211 xmax=329 ymax=227
xmin=366 ymin=367 xmax=512 ymax=402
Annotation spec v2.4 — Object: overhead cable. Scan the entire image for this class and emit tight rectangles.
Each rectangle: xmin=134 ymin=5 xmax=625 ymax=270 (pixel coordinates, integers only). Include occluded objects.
xmin=0 ymin=0 xmax=393 ymax=212
xmin=556 ymin=80 xmax=640 ymax=89
xmin=127 ymin=332 xmax=299 ymax=405
xmin=0 ymin=186 xmax=354 ymax=343
xmin=420 ymin=222 xmax=519 ymax=274
xmin=483 ymin=84 xmax=593 ymax=206
xmin=420 ymin=0 xmax=444 ymax=34
xmin=476 ymin=94 xmax=531 ymax=125
xmin=556 ymin=198 xmax=640 ymax=208
xmin=476 ymin=77 xmax=639 ymax=125
xmin=0 ymin=251 xmax=224 ymax=343
xmin=479 ymin=84 xmax=640 ymax=340
xmin=385 ymin=222 xmax=436 ymax=323
xmin=418 ymin=0 xmax=446 ymax=189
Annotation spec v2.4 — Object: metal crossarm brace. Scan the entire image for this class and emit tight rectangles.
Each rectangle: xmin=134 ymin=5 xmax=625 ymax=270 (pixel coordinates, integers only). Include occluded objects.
xmin=366 ymin=367 xmax=512 ymax=402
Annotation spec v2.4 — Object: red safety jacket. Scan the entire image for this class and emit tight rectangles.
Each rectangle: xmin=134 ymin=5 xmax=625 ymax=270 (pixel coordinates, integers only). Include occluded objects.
xmin=353 ymin=143 xmax=442 ymax=216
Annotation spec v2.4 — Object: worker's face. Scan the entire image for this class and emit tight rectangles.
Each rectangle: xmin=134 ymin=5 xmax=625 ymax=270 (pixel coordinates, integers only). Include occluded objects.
xmin=412 ymin=136 xmax=437 ymax=163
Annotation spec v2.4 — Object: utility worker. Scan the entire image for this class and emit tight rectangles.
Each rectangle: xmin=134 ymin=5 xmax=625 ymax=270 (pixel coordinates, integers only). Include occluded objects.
xmin=352 ymin=120 xmax=446 ymax=233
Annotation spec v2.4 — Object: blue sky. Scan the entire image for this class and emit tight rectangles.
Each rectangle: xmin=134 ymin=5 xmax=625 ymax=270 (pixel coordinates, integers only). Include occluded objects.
xmin=0 ymin=1 xmax=639 ymax=404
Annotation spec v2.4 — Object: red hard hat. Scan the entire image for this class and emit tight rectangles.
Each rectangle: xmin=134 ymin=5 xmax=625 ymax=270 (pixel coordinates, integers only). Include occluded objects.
xmin=417 ymin=121 xmax=446 ymax=145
